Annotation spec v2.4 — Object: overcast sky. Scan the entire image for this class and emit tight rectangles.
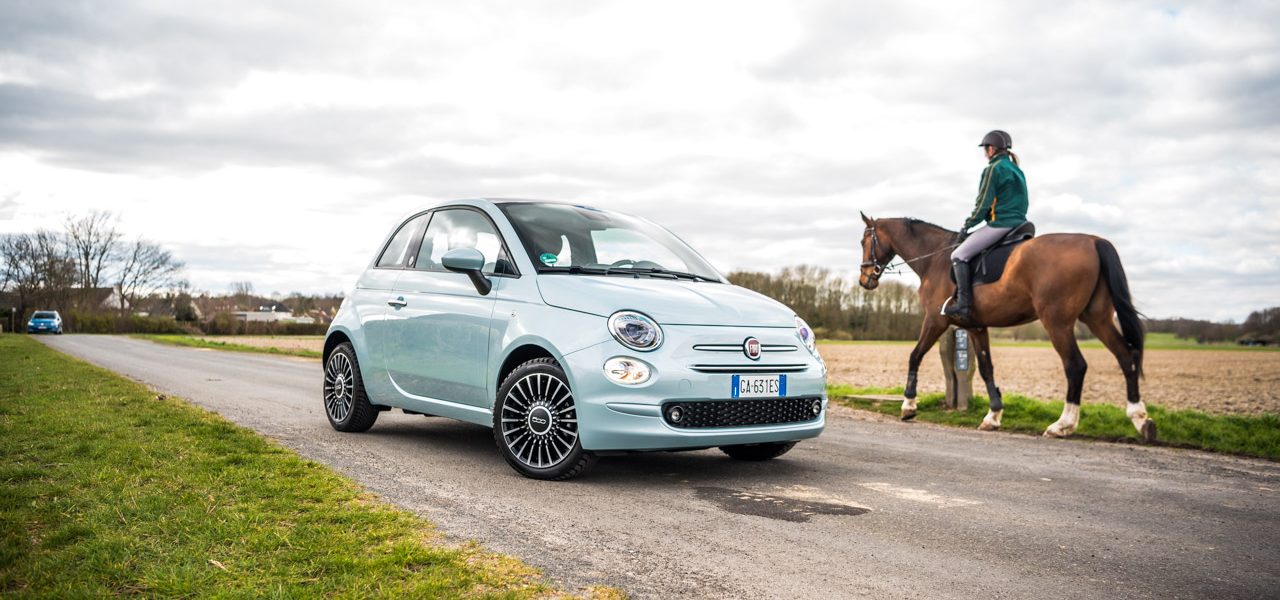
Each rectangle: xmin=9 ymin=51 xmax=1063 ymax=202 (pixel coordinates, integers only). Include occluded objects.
xmin=1 ymin=0 xmax=1276 ymax=320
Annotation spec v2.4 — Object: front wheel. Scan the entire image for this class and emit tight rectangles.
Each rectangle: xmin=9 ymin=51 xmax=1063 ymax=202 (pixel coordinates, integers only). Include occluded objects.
xmin=718 ymin=441 xmax=797 ymax=461
xmin=323 ymin=342 xmax=378 ymax=432
xmin=493 ymin=358 xmax=595 ymax=480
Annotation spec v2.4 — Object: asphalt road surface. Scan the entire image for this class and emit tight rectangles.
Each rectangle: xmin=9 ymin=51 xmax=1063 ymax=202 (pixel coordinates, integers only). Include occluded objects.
xmin=38 ymin=335 xmax=1280 ymax=599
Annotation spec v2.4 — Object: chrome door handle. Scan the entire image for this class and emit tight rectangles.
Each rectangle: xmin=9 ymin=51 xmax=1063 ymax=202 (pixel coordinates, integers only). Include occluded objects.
xmin=387 ymin=297 xmax=407 ymax=308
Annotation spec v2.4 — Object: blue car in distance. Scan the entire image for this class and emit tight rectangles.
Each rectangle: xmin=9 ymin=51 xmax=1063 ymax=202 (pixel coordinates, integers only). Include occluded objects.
xmin=27 ymin=311 xmax=63 ymax=334
xmin=323 ymin=199 xmax=827 ymax=480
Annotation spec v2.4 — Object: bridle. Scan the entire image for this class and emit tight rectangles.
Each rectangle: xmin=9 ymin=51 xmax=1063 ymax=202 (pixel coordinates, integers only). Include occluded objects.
xmin=860 ymin=225 xmax=896 ymax=283
xmin=861 ymin=222 xmax=963 ymax=283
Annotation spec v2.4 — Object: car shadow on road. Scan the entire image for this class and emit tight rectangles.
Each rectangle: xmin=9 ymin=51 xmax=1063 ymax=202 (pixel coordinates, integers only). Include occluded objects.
xmin=361 ymin=413 xmax=830 ymax=489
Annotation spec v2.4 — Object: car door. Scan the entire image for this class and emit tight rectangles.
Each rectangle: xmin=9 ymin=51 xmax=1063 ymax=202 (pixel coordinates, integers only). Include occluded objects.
xmin=385 ymin=207 xmax=514 ymax=408
xmin=357 ymin=212 xmax=429 ymax=389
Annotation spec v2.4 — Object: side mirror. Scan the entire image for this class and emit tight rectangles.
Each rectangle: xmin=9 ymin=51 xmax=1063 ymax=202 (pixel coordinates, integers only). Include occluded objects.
xmin=441 ymin=247 xmax=492 ymax=295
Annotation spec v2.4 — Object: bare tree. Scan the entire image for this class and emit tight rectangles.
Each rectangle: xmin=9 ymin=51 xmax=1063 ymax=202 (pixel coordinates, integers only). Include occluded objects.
xmin=115 ymin=238 xmax=185 ymax=312
xmin=65 ymin=211 xmax=121 ymax=302
xmin=0 ymin=233 xmax=40 ymax=320
xmin=31 ymin=229 xmax=77 ymax=312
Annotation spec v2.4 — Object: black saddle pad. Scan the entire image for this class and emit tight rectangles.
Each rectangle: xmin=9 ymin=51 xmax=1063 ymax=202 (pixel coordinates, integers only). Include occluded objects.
xmin=953 ymin=222 xmax=1035 ymax=286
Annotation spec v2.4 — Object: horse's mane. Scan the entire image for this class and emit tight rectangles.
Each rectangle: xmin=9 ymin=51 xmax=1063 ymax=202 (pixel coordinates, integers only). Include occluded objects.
xmin=899 ymin=218 xmax=956 ymax=236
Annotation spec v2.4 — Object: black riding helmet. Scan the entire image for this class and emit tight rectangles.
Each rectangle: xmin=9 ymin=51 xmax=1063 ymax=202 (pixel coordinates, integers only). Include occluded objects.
xmin=979 ymin=130 xmax=1012 ymax=150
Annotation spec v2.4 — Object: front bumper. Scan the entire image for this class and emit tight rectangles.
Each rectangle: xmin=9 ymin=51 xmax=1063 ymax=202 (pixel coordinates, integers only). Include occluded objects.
xmin=563 ymin=325 xmax=827 ymax=451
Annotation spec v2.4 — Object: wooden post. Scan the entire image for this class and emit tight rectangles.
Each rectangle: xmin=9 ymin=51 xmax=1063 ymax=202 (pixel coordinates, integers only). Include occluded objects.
xmin=940 ymin=327 xmax=975 ymax=410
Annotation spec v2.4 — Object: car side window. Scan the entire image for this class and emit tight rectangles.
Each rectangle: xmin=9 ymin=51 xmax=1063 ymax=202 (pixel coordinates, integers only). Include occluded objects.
xmin=416 ymin=209 xmax=514 ymax=275
xmin=376 ymin=213 xmax=430 ymax=268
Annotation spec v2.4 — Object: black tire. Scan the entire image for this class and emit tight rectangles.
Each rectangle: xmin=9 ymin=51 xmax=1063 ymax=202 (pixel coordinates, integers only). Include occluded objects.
xmin=718 ymin=441 xmax=797 ymax=461
xmin=493 ymin=358 xmax=595 ymax=480
xmin=323 ymin=342 xmax=378 ymax=432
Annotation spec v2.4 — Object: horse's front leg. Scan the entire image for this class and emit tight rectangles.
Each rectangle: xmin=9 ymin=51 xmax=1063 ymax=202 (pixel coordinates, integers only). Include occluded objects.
xmin=970 ymin=328 xmax=1004 ymax=430
xmin=902 ymin=316 xmax=950 ymax=420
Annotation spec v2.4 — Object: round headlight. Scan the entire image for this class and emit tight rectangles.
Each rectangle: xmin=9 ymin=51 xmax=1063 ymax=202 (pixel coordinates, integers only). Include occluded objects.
xmin=795 ymin=316 xmax=817 ymax=354
xmin=608 ymin=311 xmax=663 ymax=352
xmin=604 ymin=356 xmax=652 ymax=385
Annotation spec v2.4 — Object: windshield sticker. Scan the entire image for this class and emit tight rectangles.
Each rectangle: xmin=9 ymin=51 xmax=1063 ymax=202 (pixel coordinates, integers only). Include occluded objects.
xmin=539 ymin=253 xmax=559 ymax=266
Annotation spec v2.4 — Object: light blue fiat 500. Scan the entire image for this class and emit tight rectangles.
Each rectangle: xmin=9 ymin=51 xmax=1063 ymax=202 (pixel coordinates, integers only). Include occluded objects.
xmin=323 ymin=199 xmax=826 ymax=480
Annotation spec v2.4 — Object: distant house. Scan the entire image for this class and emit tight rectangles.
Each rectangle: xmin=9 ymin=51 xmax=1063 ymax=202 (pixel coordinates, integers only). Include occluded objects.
xmin=74 ymin=287 xmax=129 ymax=312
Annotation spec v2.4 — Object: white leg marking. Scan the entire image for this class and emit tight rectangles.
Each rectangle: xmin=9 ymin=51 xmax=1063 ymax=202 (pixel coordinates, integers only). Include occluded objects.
xmin=1127 ymin=400 xmax=1150 ymax=433
xmin=901 ymin=398 xmax=918 ymax=412
xmin=1044 ymin=403 xmax=1080 ymax=437
xmin=979 ymin=409 xmax=1003 ymax=431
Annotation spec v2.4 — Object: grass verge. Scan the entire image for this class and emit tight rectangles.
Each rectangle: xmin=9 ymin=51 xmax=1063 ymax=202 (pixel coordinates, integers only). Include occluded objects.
xmin=0 ymin=335 xmax=607 ymax=597
xmin=131 ymin=334 xmax=321 ymax=359
xmin=828 ymin=384 xmax=1280 ymax=460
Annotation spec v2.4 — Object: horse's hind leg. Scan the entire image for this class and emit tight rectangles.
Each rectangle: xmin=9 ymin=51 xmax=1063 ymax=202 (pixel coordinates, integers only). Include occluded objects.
xmin=1044 ymin=318 xmax=1087 ymax=438
xmin=971 ymin=328 xmax=1004 ymax=430
xmin=902 ymin=316 xmax=949 ymax=420
xmin=1083 ymin=296 xmax=1156 ymax=441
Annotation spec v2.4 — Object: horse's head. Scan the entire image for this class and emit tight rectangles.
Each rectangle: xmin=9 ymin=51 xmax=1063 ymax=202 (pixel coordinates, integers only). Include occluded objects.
xmin=858 ymin=212 xmax=896 ymax=290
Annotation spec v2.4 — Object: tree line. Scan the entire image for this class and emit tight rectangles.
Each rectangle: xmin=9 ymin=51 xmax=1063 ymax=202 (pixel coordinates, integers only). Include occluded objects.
xmin=0 ymin=211 xmax=184 ymax=323
xmin=728 ymin=266 xmax=923 ymax=340
xmin=1146 ymin=308 xmax=1280 ymax=344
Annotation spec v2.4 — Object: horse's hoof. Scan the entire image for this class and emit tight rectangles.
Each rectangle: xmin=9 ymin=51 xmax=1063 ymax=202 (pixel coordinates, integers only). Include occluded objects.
xmin=1140 ymin=419 xmax=1158 ymax=443
xmin=978 ymin=421 xmax=1000 ymax=431
xmin=901 ymin=410 xmax=917 ymax=421
xmin=1043 ymin=427 xmax=1071 ymax=438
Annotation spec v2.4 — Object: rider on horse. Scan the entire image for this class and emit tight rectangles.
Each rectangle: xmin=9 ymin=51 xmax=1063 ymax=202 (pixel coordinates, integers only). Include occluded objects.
xmin=942 ymin=130 xmax=1029 ymax=322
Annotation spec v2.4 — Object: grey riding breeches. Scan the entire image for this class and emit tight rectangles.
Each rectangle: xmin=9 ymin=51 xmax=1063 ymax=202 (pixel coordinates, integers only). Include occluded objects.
xmin=951 ymin=225 xmax=1013 ymax=262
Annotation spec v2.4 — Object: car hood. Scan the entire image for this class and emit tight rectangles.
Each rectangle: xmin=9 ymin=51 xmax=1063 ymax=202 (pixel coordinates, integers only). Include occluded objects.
xmin=536 ymin=275 xmax=795 ymax=327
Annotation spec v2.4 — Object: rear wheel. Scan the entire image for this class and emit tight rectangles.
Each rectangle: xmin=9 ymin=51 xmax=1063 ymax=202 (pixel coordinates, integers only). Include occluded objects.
xmin=718 ymin=441 xmax=797 ymax=461
xmin=323 ymin=342 xmax=378 ymax=432
xmin=493 ymin=358 xmax=595 ymax=480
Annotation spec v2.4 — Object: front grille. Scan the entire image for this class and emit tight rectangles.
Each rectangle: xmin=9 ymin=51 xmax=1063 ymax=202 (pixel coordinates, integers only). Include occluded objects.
xmin=689 ymin=363 xmax=808 ymax=373
xmin=663 ymin=397 xmax=822 ymax=429
xmin=692 ymin=343 xmax=798 ymax=353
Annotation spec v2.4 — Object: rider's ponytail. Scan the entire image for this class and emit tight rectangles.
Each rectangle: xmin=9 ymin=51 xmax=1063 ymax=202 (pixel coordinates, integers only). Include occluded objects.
xmin=1006 ymin=150 xmax=1020 ymax=166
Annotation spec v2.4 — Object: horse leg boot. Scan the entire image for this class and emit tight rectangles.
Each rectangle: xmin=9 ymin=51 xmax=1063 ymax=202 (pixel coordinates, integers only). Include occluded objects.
xmin=942 ymin=259 xmax=974 ymax=322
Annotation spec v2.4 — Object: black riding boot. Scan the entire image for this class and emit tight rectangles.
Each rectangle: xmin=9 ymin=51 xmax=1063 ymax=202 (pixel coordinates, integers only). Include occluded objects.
xmin=943 ymin=259 xmax=974 ymax=321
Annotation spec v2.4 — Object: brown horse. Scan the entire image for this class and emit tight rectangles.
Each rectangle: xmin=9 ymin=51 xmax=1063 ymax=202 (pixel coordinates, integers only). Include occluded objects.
xmin=856 ymin=214 xmax=1155 ymax=441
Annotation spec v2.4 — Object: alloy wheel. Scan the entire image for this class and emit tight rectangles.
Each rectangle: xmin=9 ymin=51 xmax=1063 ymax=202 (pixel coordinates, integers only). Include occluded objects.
xmin=500 ymin=372 xmax=580 ymax=469
xmin=324 ymin=351 xmax=355 ymax=423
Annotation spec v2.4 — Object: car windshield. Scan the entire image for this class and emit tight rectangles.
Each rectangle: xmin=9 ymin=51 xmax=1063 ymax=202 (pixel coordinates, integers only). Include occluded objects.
xmin=498 ymin=203 xmax=723 ymax=282
xmin=32 ymin=312 xmax=56 ymax=319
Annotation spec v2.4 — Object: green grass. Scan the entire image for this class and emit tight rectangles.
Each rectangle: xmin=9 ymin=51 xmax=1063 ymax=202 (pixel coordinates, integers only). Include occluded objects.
xmin=0 ymin=335 xmax=589 ymax=598
xmin=819 ymin=332 xmax=1279 ymax=352
xmin=828 ymin=384 xmax=1280 ymax=460
xmin=132 ymin=334 xmax=322 ymax=359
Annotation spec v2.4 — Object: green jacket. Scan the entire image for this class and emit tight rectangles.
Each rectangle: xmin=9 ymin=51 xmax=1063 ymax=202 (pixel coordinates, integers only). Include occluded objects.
xmin=962 ymin=152 xmax=1028 ymax=230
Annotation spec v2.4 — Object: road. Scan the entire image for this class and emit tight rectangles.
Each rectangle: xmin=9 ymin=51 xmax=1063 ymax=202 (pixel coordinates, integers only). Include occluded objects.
xmin=39 ymin=335 xmax=1280 ymax=599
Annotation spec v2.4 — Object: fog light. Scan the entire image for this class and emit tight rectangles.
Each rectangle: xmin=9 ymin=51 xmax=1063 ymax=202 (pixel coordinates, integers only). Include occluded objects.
xmin=668 ymin=405 xmax=684 ymax=423
xmin=604 ymin=356 xmax=652 ymax=385
xmin=811 ymin=400 xmax=823 ymax=416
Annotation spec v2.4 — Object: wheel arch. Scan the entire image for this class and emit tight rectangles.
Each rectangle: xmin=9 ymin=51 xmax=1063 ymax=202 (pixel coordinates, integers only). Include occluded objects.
xmin=495 ymin=343 xmax=560 ymax=393
xmin=323 ymin=328 xmax=353 ymax=363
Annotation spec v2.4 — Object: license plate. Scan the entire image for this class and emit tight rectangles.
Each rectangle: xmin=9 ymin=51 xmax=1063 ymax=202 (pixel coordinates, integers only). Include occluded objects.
xmin=731 ymin=374 xmax=786 ymax=398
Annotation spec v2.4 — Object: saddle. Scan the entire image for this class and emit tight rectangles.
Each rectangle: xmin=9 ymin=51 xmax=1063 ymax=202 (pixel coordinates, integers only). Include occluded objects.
xmin=953 ymin=221 xmax=1036 ymax=286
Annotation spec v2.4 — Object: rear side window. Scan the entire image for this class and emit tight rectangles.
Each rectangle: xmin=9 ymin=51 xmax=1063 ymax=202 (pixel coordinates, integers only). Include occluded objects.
xmin=376 ymin=213 xmax=430 ymax=268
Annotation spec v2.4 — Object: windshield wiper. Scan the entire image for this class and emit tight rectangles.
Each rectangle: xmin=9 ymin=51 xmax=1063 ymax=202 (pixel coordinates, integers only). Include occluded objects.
xmin=609 ymin=267 xmax=719 ymax=282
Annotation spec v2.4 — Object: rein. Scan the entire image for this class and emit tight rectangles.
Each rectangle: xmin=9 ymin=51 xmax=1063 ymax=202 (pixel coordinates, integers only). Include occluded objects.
xmin=861 ymin=226 xmax=960 ymax=280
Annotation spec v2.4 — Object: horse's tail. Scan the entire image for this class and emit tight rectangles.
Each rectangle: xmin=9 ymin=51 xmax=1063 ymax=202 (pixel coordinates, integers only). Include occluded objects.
xmin=1095 ymin=238 xmax=1145 ymax=377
